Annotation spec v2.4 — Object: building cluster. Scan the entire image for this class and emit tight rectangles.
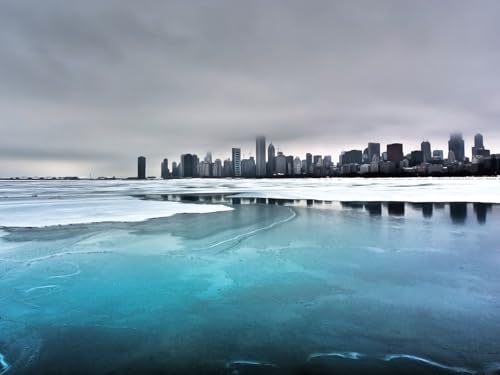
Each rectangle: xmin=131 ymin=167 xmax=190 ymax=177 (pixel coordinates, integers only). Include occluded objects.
xmin=137 ymin=133 xmax=500 ymax=179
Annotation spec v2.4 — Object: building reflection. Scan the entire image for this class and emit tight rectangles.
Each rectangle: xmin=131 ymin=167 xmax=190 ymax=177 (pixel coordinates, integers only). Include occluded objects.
xmin=449 ymin=203 xmax=467 ymax=224
xmin=364 ymin=202 xmax=382 ymax=216
xmin=387 ymin=202 xmax=405 ymax=216
xmin=473 ymin=203 xmax=492 ymax=224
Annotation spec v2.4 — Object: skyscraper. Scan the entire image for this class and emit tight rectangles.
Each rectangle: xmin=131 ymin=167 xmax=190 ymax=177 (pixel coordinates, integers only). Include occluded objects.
xmin=306 ymin=153 xmax=313 ymax=175
xmin=387 ymin=143 xmax=404 ymax=163
xmin=161 ymin=158 xmax=169 ymax=179
xmin=448 ymin=133 xmax=465 ymax=162
xmin=232 ymin=148 xmax=241 ymax=177
xmin=472 ymin=133 xmax=490 ymax=157
xmin=421 ymin=141 xmax=432 ymax=163
xmin=267 ymin=143 xmax=276 ymax=176
xmin=180 ymin=154 xmax=193 ymax=177
xmin=256 ymin=136 xmax=266 ymax=178
xmin=367 ymin=143 xmax=380 ymax=163
xmin=137 ymin=156 xmax=146 ymax=179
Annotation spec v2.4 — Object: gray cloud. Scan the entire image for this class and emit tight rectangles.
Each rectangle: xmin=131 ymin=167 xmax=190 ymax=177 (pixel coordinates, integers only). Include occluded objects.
xmin=1 ymin=0 xmax=499 ymax=176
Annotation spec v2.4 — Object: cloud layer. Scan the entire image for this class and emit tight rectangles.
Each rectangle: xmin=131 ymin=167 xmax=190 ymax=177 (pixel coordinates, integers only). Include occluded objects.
xmin=1 ymin=0 xmax=499 ymax=176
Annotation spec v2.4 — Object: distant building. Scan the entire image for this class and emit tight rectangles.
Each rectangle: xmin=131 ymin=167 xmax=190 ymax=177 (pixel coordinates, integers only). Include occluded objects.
xmin=223 ymin=159 xmax=232 ymax=177
xmin=161 ymin=158 xmax=169 ymax=179
xmin=341 ymin=150 xmax=362 ymax=165
xmin=286 ymin=155 xmax=294 ymax=176
xmin=137 ymin=156 xmax=146 ymax=179
xmin=410 ymin=150 xmax=423 ymax=167
xmin=213 ymin=159 xmax=222 ymax=177
xmin=180 ymin=154 xmax=194 ymax=177
xmin=241 ymin=157 xmax=256 ymax=178
xmin=387 ymin=143 xmax=404 ymax=163
xmin=367 ymin=143 xmax=380 ymax=163
xmin=472 ymin=133 xmax=490 ymax=158
xmin=448 ymin=133 xmax=465 ymax=162
xmin=171 ymin=161 xmax=179 ymax=177
xmin=256 ymin=136 xmax=266 ymax=177
xmin=421 ymin=141 xmax=432 ymax=163
xmin=306 ymin=153 xmax=313 ymax=175
xmin=232 ymin=148 xmax=241 ymax=177
xmin=433 ymin=150 xmax=444 ymax=162
xmin=275 ymin=152 xmax=287 ymax=175
xmin=267 ymin=143 xmax=276 ymax=176
xmin=293 ymin=157 xmax=302 ymax=175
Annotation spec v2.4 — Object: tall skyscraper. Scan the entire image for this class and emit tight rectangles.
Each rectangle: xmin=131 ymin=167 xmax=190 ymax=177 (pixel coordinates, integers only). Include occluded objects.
xmin=472 ymin=133 xmax=490 ymax=157
xmin=448 ymin=133 xmax=465 ymax=162
xmin=267 ymin=143 xmax=276 ymax=176
xmin=232 ymin=148 xmax=241 ymax=177
xmin=180 ymin=154 xmax=193 ymax=177
xmin=387 ymin=143 xmax=404 ymax=163
xmin=306 ymin=153 xmax=313 ymax=175
xmin=137 ymin=156 xmax=146 ymax=179
xmin=367 ymin=143 xmax=380 ymax=163
xmin=421 ymin=141 xmax=432 ymax=163
xmin=256 ymin=136 xmax=266 ymax=177
xmin=161 ymin=158 xmax=169 ymax=179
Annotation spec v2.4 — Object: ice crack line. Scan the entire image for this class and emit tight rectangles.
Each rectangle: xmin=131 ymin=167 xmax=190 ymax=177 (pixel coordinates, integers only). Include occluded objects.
xmin=0 ymin=353 xmax=10 ymax=375
xmin=200 ymin=207 xmax=297 ymax=250
xmin=24 ymin=285 xmax=58 ymax=294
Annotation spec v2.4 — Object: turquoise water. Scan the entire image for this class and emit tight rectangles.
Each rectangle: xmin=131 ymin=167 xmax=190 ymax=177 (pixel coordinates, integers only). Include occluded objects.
xmin=1 ymin=193 xmax=500 ymax=374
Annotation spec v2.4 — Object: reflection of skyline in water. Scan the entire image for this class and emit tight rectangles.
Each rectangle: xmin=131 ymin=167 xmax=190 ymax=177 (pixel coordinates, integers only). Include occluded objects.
xmin=153 ymin=194 xmax=495 ymax=224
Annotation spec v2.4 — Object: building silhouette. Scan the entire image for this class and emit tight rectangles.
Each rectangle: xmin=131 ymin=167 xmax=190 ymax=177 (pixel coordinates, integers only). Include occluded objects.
xmin=161 ymin=158 xmax=169 ymax=179
xmin=421 ymin=141 xmax=432 ymax=163
xmin=387 ymin=143 xmax=404 ymax=163
xmin=267 ymin=142 xmax=276 ymax=176
xmin=448 ymin=133 xmax=465 ymax=162
xmin=367 ymin=143 xmax=381 ymax=163
xmin=137 ymin=156 xmax=146 ymax=179
xmin=232 ymin=148 xmax=241 ymax=177
xmin=180 ymin=154 xmax=193 ymax=177
xmin=256 ymin=136 xmax=266 ymax=177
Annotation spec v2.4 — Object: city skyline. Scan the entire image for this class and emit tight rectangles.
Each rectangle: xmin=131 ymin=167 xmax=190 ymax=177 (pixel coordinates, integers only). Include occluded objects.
xmin=2 ymin=1 xmax=500 ymax=177
xmin=127 ymin=132 xmax=497 ymax=180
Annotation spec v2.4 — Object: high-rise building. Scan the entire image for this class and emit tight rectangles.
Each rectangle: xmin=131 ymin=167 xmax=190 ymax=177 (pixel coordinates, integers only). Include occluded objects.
xmin=267 ymin=143 xmax=276 ymax=176
xmin=306 ymin=153 xmax=313 ymax=175
xmin=387 ymin=143 xmax=404 ymax=163
xmin=341 ymin=150 xmax=362 ymax=165
xmin=286 ymin=155 xmax=294 ymax=176
xmin=171 ymin=161 xmax=179 ymax=177
xmin=367 ymin=143 xmax=381 ymax=163
xmin=137 ymin=156 xmax=146 ymax=179
xmin=410 ymin=150 xmax=423 ymax=167
xmin=275 ymin=152 xmax=287 ymax=175
xmin=472 ymin=133 xmax=490 ymax=157
xmin=180 ymin=154 xmax=193 ymax=177
xmin=232 ymin=148 xmax=241 ymax=177
xmin=293 ymin=157 xmax=302 ymax=175
xmin=161 ymin=158 xmax=169 ymax=179
xmin=213 ymin=159 xmax=223 ymax=177
xmin=421 ymin=141 xmax=432 ymax=163
xmin=223 ymin=159 xmax=232 ymax=177
xmin=448 ymin=133 xmax=465 ymax=162
xmin=241 ymin=157 xmax=256 ymax=177
xmin=432 ymin=150 xmax=444 ymax=162
xmin=256 ymin=136 xmax=266 ymax=177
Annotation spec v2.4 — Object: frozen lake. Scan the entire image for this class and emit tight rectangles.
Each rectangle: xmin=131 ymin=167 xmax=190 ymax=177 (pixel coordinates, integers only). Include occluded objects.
xmin=1 ymin=178 xmax=500 ymax=374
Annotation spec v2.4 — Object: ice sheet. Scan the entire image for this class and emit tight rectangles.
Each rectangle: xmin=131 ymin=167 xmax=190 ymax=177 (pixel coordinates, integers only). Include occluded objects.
xmin=0 ymin=196 xmax=232 ymax=227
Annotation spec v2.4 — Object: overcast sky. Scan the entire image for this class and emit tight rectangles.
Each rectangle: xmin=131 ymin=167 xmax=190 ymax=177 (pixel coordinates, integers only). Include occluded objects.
xmin=1 ymin=0 xmax=499 ymax=177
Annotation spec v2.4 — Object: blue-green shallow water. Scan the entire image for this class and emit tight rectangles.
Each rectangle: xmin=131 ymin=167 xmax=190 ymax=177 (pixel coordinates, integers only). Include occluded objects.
xmin=1 ymin=201 xmax=500 ymax=374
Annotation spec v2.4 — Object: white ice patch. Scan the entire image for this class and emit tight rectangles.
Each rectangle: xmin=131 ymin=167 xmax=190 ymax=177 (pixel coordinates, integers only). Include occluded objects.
xmin=0 ymin=196 xmax=232 ymax=228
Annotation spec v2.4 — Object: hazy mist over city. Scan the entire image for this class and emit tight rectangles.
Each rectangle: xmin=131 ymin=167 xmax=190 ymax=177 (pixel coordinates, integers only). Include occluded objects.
xmin=1 ymin=0 xmax=500 ymax=177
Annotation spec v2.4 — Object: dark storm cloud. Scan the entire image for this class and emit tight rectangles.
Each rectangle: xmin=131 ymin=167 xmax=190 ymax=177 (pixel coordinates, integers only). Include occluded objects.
xmin=1 ymin=0 xmax=500 ymax=176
